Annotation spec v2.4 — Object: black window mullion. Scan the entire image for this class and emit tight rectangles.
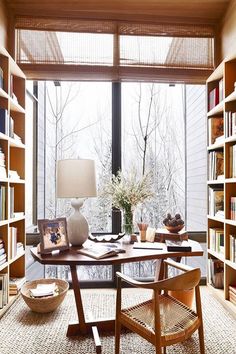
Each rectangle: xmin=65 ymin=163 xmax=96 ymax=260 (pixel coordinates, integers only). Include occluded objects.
xmin=112 ymin=82 xmax=122 ymax=234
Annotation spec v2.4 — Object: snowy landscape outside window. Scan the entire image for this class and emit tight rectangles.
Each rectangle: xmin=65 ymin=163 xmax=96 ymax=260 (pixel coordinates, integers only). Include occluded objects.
xmin=40 ymin=81 xmax=206 ymax=281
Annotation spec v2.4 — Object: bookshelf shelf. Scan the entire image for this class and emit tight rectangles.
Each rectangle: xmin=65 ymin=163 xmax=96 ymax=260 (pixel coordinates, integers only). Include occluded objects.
xmin=0 ymin=262 xmax=8 ymax=272
xmin=0 ymin=132 xmax=8 ymax=141
xmin=0 ymin=178 xmax=8 ymax=183
xmin=0 ymin=220 xmax=9 ymax=227
xmin=225 ymin=178 xmax=236 ymax=183
xmin=9 ymin=179 xmax=25 ymax=184
xmin=225 ymin=260 xmax=236 ymax=271
xmin=207 ymin=249 xmax=225 ymax=262
xmin=225 ymin=90 xmax=236 ymax=103
xmin=8 ymin=215 xmax=25 ymax=223
xmin=225 ymin=135 xmax=236 ymax=143
xmin=207 ymin=180 xmax=224 ymax=185
xmin=8 ymin=138 xmax=25 ymax=149
xmin=8 ymin=251 xmax=25 ymax=265
xmin=207 ymin=58 xmax=236 ymax=313
xmin=207 ymin=101 xmax=224 ymax=117
xmin=0 ymin=46 xmax=26 ymax=316
xmin=9 ymin=98 xmax=25 ymax=113
xmin=207 ymin=142 xmax=224 ymax=151
xmin=225 ymin=219 xmax=236 ymax=226
xmin=0 ymin=87 xmax=9 ymax=100
xmin=207 ymin=215 xmax=224 ymax=223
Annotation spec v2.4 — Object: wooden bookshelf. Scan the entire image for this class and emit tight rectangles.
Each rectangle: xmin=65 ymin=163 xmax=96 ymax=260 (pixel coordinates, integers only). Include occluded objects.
xmin=207 ymin=57 xmax=236 ymax=312
xmin=0 ymin=46 xmax=26 ymax=318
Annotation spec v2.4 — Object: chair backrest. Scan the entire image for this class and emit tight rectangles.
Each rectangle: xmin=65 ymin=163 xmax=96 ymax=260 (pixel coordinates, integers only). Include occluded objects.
xmin=156 ymin=268 xmax=201 ymax=292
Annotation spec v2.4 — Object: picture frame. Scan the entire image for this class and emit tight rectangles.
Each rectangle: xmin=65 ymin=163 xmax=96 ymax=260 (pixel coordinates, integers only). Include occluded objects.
xmin=38 ymin=218 xmax=69 ymax=254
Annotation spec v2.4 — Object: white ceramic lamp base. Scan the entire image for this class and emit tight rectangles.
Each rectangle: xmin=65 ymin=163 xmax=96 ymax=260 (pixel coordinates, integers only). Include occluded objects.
xmin=67 ymin=199 xmax=89 ymax=247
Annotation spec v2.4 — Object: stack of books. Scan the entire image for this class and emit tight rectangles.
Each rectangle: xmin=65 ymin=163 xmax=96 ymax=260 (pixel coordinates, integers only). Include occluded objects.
xmin=209 ymin=228 xmax=224 ymax=254
xmin=9 ymin=170 xmax=20 ymax=180
xmin=209 ymin=188 xmax=224 ymax=217
xmin=9 ymin=277 xmax=26 ymax=296
xmin=0 ymin=273 xmax=8 ymax=308
xmin=0 ymin=147 xmax=6 ymax=179
xmin=0 ymin=238 xmax=6 ymax=266
xmin=208 ymin=117 xmax=224 ymax=145
xmin=229 ymin=285 xmax=236 ymax=306
xmin=17 ymin=242 xmax=24 ymax=255
xmin=208 ymin=150 xmax=224 ymax=180
xmin=29 ymin=283 xmax=58 ymax=298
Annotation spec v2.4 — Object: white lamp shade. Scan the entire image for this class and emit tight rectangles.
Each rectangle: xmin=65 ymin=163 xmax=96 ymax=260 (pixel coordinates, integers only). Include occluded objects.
xmin=56 ymin=159 xmax=97 ymax=198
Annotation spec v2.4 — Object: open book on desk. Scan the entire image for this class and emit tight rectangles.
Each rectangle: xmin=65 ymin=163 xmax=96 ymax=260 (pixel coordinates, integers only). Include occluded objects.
xmin=77 ymin=244 xmax=122 ymax=260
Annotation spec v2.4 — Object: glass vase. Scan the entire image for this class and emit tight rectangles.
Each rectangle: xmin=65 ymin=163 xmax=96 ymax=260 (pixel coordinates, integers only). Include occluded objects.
xmin=123 ymin=207 xmax=134 ymax=235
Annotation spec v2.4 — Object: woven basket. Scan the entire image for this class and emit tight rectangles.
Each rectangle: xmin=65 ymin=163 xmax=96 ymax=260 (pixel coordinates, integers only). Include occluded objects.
xmin=21 ymin=278 xmax=69 ymax=313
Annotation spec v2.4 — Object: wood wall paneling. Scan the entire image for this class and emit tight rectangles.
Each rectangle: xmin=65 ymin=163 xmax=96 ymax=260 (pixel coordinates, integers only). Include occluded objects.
xmin=0 ymin=0 xmax=9 ymax=49
xmin=220 ymin=0 xmax=236 ymax=61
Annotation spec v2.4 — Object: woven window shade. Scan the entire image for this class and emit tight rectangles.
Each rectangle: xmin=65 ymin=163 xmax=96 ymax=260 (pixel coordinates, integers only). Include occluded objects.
xmin=15 ymin=17 xmax=215 ymax=82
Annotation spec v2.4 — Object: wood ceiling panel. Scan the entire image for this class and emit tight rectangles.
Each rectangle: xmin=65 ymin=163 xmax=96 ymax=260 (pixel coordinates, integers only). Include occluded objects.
xmin=6 ymin=0 xmax=231 ymax=24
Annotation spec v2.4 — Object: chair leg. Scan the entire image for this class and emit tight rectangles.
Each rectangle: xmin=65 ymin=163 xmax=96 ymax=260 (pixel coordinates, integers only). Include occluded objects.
xmin=115 ymin=320 xmax=121 ymax=354
xmin=155 ymin=343 xmax=162 ymax=354
xmin=198 ymin=325 xmax=205 ymax=354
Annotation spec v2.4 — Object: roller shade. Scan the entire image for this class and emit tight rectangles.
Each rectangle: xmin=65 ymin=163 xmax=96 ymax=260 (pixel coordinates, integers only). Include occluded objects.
xmin=15 ymin=16 xmax=215 ymax=82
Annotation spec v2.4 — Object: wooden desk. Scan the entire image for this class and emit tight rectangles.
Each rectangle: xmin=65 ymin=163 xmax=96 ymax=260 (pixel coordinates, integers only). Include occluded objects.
xmin=31 ymin=240 xmax=203 ymax=349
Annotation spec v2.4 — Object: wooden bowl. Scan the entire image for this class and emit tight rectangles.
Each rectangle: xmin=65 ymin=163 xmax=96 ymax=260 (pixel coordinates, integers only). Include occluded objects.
xmin=21 ymin=278 xmax=69 ymax=313
xmin=165 ymin=224 xmax=184 ymax=233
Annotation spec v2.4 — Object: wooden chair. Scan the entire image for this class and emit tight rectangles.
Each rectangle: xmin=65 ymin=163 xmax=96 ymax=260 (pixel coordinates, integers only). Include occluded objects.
xmin=115 ymin=259 xmax=205 ymax=354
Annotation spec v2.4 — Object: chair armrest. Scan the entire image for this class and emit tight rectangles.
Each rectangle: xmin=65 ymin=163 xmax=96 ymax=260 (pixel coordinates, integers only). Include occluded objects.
xmin=164 ymin=259 xmax=193 ymax=272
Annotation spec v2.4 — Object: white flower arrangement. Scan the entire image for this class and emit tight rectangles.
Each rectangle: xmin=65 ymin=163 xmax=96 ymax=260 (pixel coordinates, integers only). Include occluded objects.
xmin=102 ymin=169 xmax=154 ymax=211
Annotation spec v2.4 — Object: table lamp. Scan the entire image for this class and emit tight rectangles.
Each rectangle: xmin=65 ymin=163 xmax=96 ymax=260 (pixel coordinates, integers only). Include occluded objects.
xmin=56 ymin=159 xmax=97 ymax=246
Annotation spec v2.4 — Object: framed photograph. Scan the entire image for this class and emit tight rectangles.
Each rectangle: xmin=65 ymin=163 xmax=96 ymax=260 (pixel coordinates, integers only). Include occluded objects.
xmin=38 ymin=218 xmax=69 ymax=254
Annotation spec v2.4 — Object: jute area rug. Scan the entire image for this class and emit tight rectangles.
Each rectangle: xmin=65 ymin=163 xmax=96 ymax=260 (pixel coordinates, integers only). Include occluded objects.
xmin=0 ymin=287 xmax=236 ymax=354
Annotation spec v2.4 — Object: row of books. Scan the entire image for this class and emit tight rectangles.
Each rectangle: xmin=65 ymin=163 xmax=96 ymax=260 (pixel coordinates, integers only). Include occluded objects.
xmin=0 ymin=185 xmax=6 ymax=220
xmin=0 ymin=109 xmax=14 ymax=138
xmin=0 ymin=273 xmax=8 ymax=308
xmin=208 ymin=150 xmax=224 ymax=180
xmin=230 ymin=197 xmax=236 ymax=220
xmin=209 ymin=228 xmax=224 ymax=254
xmin=229 ymin=235 xmax=236 ymax=263
xmin=9 ymin=277 xmax=26 ymax=296
xmin=208 ymin=79 xmax=223 ymax=111
xmin=229 ymin=285 xmax=236 ymax=306
xmin=225 ymin=111 xmax=236 ymax=138
xmin=209 ymin=188 xmax=224 ymax=217
xmin=0 ymin=238 xmax=6 ymax=266
xmin=229 ymin=144 xmax=236 ymax=178
xmin=208 ymin=117 xmax=224 ymax=145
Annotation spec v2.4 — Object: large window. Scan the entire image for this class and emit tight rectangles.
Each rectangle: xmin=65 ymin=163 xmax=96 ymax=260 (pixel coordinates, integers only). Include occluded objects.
xmin=37 ymin=81 xmax=207 ymax=281
xmin=44 ymin=81 xmax=112 ymax=233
